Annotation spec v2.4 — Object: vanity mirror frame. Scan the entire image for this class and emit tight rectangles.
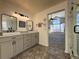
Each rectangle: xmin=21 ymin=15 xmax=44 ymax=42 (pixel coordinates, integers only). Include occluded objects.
xmin=26 ymin=20 xmax=33 ymax=31
xmin=1 ymin=13 xmax=17 ymax=32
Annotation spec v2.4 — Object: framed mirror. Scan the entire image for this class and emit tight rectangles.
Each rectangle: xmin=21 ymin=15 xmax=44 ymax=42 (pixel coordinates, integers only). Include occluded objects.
xmin=74 ymin=25 xmax=79 ymax=34
xmin=1 ymin=14 xmax=17 ymax=32
xmin=26 ymin=20 xmax=33 ymax=31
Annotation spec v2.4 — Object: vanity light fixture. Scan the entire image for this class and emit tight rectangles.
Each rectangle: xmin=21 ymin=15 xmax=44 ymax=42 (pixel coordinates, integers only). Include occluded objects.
xmin=15 ymin=12 xmax=29 ymax=18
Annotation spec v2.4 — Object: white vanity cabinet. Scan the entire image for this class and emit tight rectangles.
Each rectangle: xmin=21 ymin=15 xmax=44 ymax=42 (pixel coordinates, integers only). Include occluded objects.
xmin=35 ymin=32 xmax=39 ymax=44
xmin=23 ymin=34 xmax=32 ymax=50
xmin=23 ymin=32 xmax=39 ymax=50
xmin=31 ymin=32 xmax=39 ymax=46
xmin=12 ymin=35 xmax=23 ymax=56
xmin=0 ymin=37 xmax=13 ymax=59
xmin=0 ymin=32 xmax=39 ymax=59
xmin=0 ymin=35 xmax=23 ymax=59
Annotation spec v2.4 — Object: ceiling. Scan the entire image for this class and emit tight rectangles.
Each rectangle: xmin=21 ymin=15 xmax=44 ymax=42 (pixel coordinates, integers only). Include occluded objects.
xmin=6 ymin=0 xmax=66 ymax=14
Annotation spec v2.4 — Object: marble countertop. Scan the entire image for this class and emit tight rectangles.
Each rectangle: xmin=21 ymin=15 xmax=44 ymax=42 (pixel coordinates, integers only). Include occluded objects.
xmin=0 ymin=31 xmax=38 ymax=43
xmin=0 ymin=31 xmax=38 ymax=38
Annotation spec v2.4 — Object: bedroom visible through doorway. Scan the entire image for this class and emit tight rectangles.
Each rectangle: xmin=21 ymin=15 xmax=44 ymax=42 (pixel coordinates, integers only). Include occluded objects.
xmin=48 ymin=10 xmax=67 ymax=59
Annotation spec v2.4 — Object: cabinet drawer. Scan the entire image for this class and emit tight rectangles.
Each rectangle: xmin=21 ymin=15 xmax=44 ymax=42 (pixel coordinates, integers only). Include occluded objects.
xmin=0 ymin=37 xmax=12 ymax=43
xmin=24 ymin=38 xmax=31 ymax=43
xmin=11 ymin=35 xmax=23 ymax=40
xmin=24 ymin=39 xmax=32 ymax=45
xmin=23 ymin=34 xmax=30 ymax=38
xmin=23 ymin=43 xmax=31 ymax=50
xmin=24 ymin=43 xmax=30 ymax=48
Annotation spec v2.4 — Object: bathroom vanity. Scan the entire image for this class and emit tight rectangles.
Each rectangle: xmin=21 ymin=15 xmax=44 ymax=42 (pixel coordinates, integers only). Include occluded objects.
xmin=0 ymin=32 xmax=39 ymax=59
xmin=0 ymin=13 xmax=38 ymax=59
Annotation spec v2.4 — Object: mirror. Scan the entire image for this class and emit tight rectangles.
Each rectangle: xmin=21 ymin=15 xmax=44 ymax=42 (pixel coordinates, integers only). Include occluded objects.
xmin=26 ymin=20 xmax=33 ymax=31
xmin=1 ymin=14 xmax=17 ymax=32
xmin=74 ymin=25 xmax=79 ymax=34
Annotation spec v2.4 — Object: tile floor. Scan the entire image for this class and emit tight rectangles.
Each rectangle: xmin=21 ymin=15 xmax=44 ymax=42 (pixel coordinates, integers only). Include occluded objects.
xmin=11 ymin=45 xmax=70 ymax=59
xmin=12 ymin=45 xmax=49 ymax=59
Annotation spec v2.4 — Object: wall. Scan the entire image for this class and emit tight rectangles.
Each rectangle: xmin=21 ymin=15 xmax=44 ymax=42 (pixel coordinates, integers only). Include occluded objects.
xmin=33 ymin=0 xmax=71 ymax=53
xmin=0 ymin=1 xmax=32 ymax=32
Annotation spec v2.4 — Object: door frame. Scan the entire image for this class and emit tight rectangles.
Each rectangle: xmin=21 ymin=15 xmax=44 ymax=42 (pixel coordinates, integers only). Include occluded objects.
xmin=47 ymin=9 xmax=66 ymax=51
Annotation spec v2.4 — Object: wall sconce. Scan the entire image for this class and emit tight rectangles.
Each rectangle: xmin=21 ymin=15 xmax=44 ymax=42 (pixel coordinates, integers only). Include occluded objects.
xmin=36 ymin=23 xmax=44 ymax=27
xmin=36 ymin=18 xmax=46 ymax=28
xmin=36 ymin=22 xmax=46 ymax=28
xmin=15 ymin=12 xmax=29 ymax=18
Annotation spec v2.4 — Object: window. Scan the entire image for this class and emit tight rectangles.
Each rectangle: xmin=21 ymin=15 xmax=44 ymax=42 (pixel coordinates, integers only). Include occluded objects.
xmin=52 ymin=18 xmax=61 ymax=32
xmin=48 ymin=11 xmax=65 ymax=33
xmin=49 ymin=18 xmax=64 ymax=32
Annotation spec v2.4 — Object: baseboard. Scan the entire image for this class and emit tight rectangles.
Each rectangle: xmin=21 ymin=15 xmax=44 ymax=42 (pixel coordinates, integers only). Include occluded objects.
xmin=65 ymin=49 xmax=70 ymax=53
xmin=39 ymin=43 xmax=48 ymax=47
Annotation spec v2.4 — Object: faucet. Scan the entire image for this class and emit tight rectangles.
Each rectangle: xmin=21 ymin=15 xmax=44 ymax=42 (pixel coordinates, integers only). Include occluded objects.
xmin=8 ymin=27 xmax=14 ymax=32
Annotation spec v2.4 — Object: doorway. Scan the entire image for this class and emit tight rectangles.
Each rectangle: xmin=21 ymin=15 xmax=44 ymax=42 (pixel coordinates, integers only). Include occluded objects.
xmin=48 ymin=10 xmax=67 ymax=59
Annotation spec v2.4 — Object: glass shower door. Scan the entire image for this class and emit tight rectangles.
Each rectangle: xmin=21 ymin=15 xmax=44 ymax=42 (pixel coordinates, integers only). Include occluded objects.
xmin=73 ymin=4 xmax=79 ymax=58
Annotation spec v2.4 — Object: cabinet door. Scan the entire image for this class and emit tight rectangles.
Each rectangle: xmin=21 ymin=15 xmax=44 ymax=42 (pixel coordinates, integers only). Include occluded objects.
xmin=31 ymin=33 xmax=39 ymax=45
xmin=35 ymin=33 xmax=39 ymax=44
xmin=23 ymin=36 xmax=32 ymax=50
xmin=31 ymin=33 xmax=36 ymax=45
xmin=23 ymin=33 xmax=39 ymax=50
xmin=14 ymin=35 xmax=23 ymax=55
xmin=0 ymin=41 xmax=13 ymax=59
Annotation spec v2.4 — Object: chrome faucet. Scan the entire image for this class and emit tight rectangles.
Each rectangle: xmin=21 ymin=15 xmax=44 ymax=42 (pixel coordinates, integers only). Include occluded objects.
xmin=8 ymin=27 xmax=14 ymax=32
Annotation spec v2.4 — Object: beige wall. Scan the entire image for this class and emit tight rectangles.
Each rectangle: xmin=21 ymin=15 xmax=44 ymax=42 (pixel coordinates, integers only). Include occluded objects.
xmin=0 ymin=1 xmax=32 ymax=32
xmin=33 ymin=1 xmax=72 ymax=53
